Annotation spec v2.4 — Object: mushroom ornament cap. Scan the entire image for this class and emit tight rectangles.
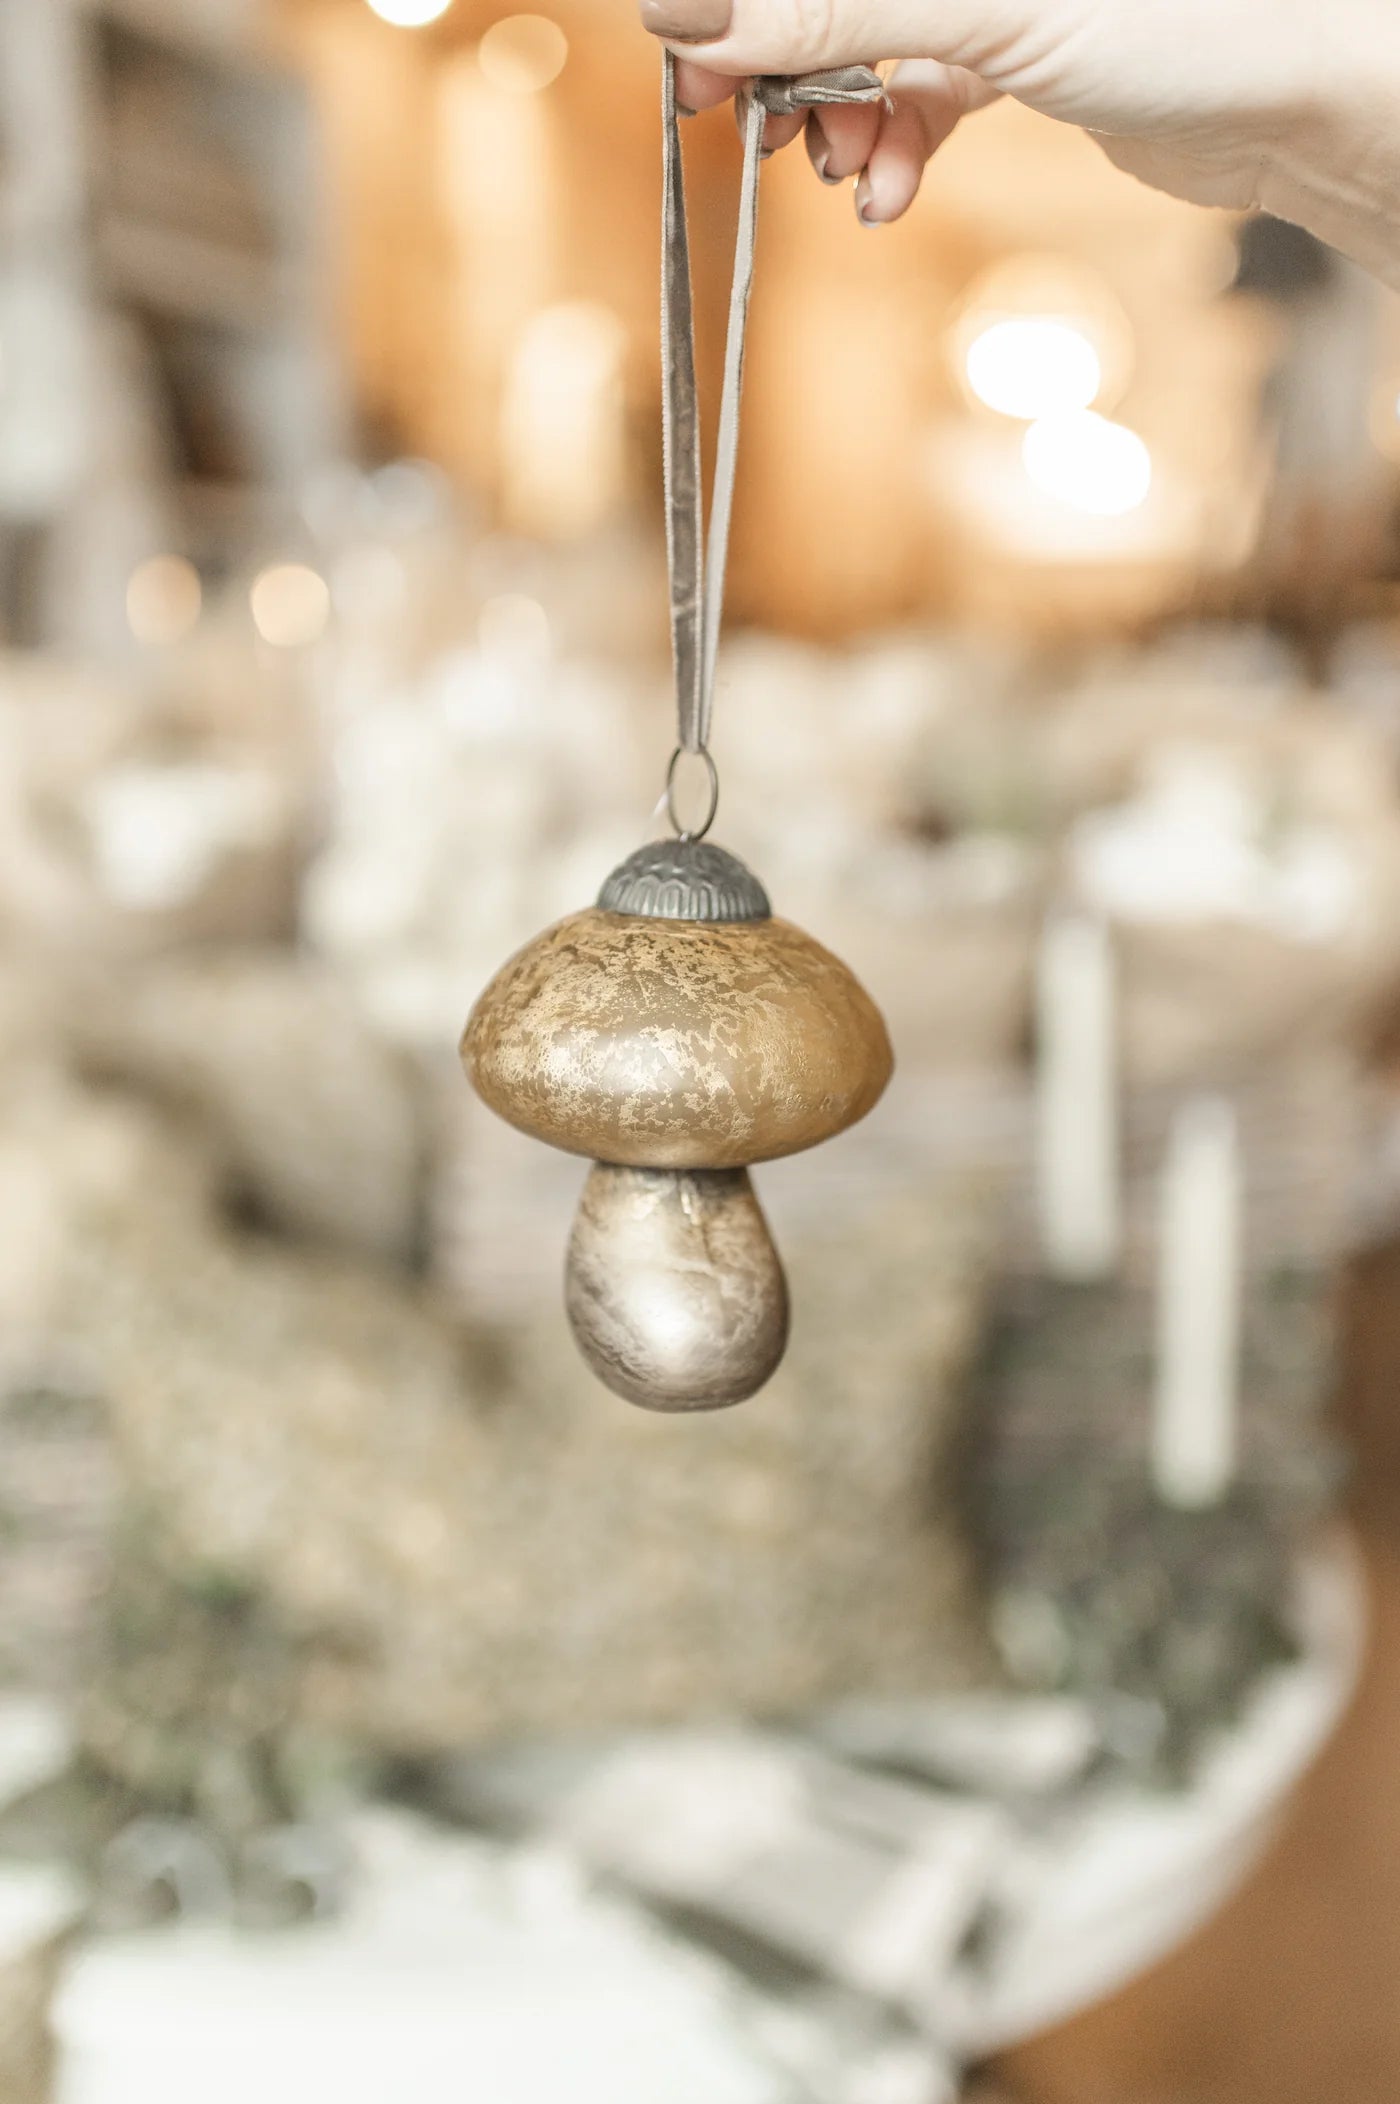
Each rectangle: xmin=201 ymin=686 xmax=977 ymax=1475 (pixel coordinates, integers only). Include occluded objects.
xmin=461 ymin=866 xmax=893 ymax=1171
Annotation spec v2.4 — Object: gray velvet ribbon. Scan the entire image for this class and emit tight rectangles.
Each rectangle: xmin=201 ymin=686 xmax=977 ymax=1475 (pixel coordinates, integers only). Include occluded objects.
xmin=662 ymin=52 xmax=886 ymax=755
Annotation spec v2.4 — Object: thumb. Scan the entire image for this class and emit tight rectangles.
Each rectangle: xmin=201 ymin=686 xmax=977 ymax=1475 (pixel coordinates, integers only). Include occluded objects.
xmin=639 ymin=0 xmax=1041 ymax=81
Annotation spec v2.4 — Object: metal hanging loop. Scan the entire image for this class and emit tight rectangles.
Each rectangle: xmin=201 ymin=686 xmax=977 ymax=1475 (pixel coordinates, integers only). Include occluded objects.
xmin=666 ymin=743 xmax=721 ymax=841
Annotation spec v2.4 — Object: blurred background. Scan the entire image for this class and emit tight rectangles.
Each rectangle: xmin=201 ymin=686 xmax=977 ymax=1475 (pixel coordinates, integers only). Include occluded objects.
xmin=5 ymin=0 xmax=1400 ymax=2099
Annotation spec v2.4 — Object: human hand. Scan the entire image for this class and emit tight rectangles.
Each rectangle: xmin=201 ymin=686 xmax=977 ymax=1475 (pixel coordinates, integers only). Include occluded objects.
xmin=638 ymin=0 xmax=1400 ymax=283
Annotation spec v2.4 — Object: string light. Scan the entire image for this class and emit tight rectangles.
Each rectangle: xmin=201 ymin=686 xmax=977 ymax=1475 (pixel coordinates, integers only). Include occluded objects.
xmin=478 ymin=15 xmax=568 ymax=94
xmin=126 ymin=556 xmax=202 ymax=645
xmin=364 ymin=0 xmax=454 ymax=26
xmin=250 ymin=564 xmax=331 ymax=649
xmin=1022 ymin=411 xmax=1153 ymax=518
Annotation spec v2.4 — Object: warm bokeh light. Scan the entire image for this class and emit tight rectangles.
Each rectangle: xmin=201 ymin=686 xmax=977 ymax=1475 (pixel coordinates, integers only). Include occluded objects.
xmin=1369 ymin=374 xmax=1400 ymax=464
xmin=951 ymin=254 xmax=1135 ymax=424
xmin=478 ymin=592 xmax=551 ymax=664
xmin=125 ymin=556 xmax=202 ymax=646
xmin=250 ymin=564 xmax=332 ymax=649
xmin=478 ymin=15 xmax=568 ymax=94
xmin=964 ymin=317 xmax=1103 ymax=422
xmin=330 ymin=544 xmax=409 ymax=629
xmin=365 ymin=458 xmax=452 ymax=536
xmin=500 ymin=302 xmax=628 ymax=537
xmin=1022 ymin=411 xmax=1154 ymax=517
xmin=364 ymin=0 xmax=454 ymax=25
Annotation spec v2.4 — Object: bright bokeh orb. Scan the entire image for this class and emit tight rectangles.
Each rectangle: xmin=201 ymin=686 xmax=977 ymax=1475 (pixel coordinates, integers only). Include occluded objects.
xmin=950 ymin=254 xmax=1135 ymax=421
xmin=250 ymin=564 xmax=332 ymax=649
xmin=478 ymin=15 xmax=568 ymax=93
xmin=964 ymin=317 xmax=1103 ymax=422
xmin=1022 ymin=411 xmax=1153 ymax=518
xmin=126 ymin=556 xmax=202 ymax=646
xmin=365 ymin=0 xmax=454 ymax=27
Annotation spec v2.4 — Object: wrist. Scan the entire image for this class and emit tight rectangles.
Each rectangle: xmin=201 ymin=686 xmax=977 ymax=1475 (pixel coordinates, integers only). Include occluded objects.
xmin=1259 ymin=3 xmax=1400 ymax=286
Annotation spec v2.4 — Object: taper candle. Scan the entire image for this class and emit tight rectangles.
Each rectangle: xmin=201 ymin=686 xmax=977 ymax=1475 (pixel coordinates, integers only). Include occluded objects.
xmin=1034 ymin=912 xmax=1121 ymax=1282
xmin=1152 ymin=1096 xmax=1243 ymax=1510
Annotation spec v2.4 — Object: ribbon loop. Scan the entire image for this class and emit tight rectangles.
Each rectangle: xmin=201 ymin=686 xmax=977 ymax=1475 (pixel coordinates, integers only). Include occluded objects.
xmin=659 ymin=55 xmax=887 ymax=777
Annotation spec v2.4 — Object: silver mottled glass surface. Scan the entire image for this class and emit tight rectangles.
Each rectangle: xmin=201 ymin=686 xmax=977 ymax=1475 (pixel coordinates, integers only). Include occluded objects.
xmin=597 ymin=838 xmax=771 ymax=923
xmin=566 ymin=1164 xmax=789 ymax=1410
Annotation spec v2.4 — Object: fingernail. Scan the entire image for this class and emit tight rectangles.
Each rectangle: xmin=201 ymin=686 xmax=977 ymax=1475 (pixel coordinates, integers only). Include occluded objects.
xmin=806 ymin=117 xmax=842 ymax=186
xmin=676 ymin=101 xmax=697 ymax=117
xmin=854 ymin=172 xmax=882 ymax=226
xmin=639 ymin=0 xmax=732 ymax=41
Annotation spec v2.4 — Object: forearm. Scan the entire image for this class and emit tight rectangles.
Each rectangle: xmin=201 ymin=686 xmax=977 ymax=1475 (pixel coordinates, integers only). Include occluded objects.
xmin=1262 ymin=8 xmax=1400 ymax=287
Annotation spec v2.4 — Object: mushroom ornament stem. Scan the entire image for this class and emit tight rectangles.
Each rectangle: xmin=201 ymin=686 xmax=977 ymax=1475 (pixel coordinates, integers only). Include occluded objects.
xmin=566 ymin=1166 xmax=789 ymax=1412
xmin=461 ymin=837 xmax=893 ymax=1412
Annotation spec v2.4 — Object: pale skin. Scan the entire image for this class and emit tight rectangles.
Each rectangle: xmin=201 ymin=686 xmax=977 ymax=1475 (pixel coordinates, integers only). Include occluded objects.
xmin=637 ymin=0 xmax=1400 ymax=287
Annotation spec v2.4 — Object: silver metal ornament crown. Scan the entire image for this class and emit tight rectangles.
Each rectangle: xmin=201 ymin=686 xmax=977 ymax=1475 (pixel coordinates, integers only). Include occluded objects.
xmin=597 ymin=838 xmax=772 ymax=923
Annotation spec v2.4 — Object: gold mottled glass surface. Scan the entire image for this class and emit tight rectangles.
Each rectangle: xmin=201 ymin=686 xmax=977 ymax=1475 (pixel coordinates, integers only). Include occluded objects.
xmin=462 ymin=907 xmax=894 ymax=1169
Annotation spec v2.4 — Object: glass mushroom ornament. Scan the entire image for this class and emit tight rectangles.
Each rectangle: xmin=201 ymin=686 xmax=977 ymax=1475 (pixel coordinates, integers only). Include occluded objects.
xmin=463 ymin=54 xmax=896 ymax=1413
xmin=461 ymin=835 xmax=893 ymax=1411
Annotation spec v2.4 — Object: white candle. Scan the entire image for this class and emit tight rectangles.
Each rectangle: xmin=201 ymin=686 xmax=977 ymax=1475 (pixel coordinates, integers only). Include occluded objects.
xmin=1034 ymin=912 xmax=1121 ymax=1281
xmin=1152 ymin=1096 xmax=1243 ymax=1509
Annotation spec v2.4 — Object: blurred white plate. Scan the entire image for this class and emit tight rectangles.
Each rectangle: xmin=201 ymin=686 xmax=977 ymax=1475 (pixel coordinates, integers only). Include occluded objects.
xmin=940 ymin=1534 xmax=1366 ymax=2058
